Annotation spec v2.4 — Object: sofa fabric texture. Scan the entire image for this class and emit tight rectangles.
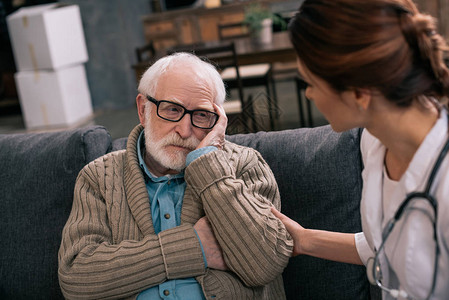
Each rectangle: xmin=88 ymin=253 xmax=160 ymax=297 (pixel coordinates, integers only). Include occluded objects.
xmin=0 ymin=124 xmax=373 ymax=299
xmin=0 ymin=126 xmax=111 ymax=299
xmin=227 ymin=127 xmax=368 ymax=299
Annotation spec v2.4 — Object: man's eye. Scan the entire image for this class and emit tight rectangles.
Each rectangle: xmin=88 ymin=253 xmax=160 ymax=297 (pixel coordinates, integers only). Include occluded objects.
xmin=164 ymin=105 xmax=183 ymax=113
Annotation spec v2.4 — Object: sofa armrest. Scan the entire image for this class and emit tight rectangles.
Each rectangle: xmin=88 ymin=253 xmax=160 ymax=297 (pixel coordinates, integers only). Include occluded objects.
xmin=111 ymin=137 xmax=127 ymax=152
xmin=0 ymin=126 xmax=111 ymax=299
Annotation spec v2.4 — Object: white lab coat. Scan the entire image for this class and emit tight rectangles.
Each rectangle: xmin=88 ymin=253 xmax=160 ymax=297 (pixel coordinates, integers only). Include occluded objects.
xmin=355 ymin=110 xmax=449 ymax=300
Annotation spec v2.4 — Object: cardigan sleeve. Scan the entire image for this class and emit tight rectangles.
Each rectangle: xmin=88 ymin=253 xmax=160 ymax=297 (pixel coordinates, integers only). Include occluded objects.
xmin=58 ymin=157 xmax=206 ymax=300
xmin=185 ymin=144 xmax=293 ymax=287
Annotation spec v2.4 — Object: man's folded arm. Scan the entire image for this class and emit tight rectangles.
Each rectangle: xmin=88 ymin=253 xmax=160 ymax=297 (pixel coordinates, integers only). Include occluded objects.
xmin=58 ymin=164 xmax=206 ymax=300
xmin=185 ymin=146 xmax=293 ymax=287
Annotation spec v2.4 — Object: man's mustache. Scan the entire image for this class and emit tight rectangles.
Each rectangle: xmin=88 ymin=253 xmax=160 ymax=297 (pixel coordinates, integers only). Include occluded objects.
xmin=162 ymin=133 xmax=200 ymax=151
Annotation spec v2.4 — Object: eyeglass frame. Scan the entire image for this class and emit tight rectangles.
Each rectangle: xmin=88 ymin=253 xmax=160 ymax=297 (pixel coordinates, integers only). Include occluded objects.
xmin=146 ymin=95 xmax=219 ymax=129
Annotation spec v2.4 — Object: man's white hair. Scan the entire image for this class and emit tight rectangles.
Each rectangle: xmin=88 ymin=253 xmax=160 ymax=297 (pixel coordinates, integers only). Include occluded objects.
xmin=137 ymin=52 xmax=226 ymax=106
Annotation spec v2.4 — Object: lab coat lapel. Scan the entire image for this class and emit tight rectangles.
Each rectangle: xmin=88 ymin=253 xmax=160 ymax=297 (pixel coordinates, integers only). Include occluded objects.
xmin=360 ymin=134 xmax=385 ymax=252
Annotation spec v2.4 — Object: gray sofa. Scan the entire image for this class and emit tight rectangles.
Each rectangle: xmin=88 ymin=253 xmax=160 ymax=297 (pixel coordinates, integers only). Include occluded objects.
xmin=0 ymin=125 xmax=378 ymax=299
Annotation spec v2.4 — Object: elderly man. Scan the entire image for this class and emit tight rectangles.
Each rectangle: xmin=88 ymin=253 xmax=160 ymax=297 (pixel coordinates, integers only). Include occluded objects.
xmin=58 ymin=53 xmax=292 ymax=299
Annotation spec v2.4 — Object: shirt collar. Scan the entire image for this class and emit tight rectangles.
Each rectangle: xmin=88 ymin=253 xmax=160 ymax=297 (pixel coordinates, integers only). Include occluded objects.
xmin=401 ymin=108 xmax=448 ymax=193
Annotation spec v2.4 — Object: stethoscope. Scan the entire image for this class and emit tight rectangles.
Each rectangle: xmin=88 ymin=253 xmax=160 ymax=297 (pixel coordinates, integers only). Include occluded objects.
xmin=366 ymin=130 xmax=449 ymax=300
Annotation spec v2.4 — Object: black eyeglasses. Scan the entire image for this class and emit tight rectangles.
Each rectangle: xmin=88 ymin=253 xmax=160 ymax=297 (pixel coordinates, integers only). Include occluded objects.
xmin=146 ymin=95 xmax=219 ymax=129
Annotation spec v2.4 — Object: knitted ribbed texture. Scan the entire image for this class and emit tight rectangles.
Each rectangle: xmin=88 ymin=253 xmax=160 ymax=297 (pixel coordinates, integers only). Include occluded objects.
xmin=186 ymin=141 xmax=293 ymax=293
xmin=58 ymin=125 xmax=292 ymax=299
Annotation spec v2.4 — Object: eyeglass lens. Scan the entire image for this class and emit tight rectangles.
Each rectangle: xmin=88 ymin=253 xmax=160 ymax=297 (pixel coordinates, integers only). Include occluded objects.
xmin=158 ymin=101 xmax=217 ymax=128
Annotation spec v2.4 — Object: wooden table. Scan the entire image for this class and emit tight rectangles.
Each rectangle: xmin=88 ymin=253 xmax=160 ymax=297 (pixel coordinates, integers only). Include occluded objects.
xmin=132 ymin=31 xmax=296 ymax=79
xmin=232 ymin=31 xmax=296 ymax=65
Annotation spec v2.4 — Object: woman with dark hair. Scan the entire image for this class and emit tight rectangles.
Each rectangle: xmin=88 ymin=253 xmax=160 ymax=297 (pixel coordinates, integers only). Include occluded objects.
xmin=272 ymin=0 xmax=449 ymax=299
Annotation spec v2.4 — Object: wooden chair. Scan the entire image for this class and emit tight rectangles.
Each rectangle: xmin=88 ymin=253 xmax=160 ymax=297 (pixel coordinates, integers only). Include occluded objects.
xmin=217 ymin=22 xmax=276 ymax=131
xmin=135 ymin=41 xmax=156 ymax=63
xmin=217 ymin=22 xmax=250 ymax=40
xmin=294 ymin=75 xmax=314 ymax=127
xmin=271 ymin=62 xmax=314 ymax=127
xmin=133 ymin=41 xmax=157 ymax=81
xmin=167 ymin=42 xmax=258 ymax=134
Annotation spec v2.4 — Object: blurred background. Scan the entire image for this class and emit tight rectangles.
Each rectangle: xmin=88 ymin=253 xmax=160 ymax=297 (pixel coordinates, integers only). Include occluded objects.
xmin=0 ymin=0 xmax=447 ymax=139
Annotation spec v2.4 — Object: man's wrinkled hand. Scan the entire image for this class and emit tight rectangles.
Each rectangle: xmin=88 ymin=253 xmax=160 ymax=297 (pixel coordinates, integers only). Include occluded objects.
xmin=197 ymin=104 xmax=227 ymax=150
xmin=194 ymin=216 xmax=228 ymax=271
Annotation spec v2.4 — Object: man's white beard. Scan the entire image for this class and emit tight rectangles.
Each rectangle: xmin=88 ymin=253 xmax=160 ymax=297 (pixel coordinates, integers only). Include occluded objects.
xmin=144 ymin=120 xmax=201 ymax=172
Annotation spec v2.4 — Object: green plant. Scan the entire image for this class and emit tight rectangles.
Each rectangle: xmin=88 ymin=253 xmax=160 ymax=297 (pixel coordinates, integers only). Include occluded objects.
xmin=243 ymin=3 xmax=287 ymax=33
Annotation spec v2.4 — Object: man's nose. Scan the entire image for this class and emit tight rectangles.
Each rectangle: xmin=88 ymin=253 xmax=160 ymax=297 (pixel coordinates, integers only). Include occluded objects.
xmin=175 ymin=113 xmax=193 ymax=138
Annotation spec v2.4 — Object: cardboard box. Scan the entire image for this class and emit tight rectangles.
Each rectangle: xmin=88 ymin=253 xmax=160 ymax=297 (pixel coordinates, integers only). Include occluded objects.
xmin=7 ymin=3 xmax=88 ymax=71
xmin=15 ymin=64 xmax=93 ymax=129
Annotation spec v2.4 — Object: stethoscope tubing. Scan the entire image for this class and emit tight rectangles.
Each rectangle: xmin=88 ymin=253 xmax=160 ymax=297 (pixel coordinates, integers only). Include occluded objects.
xmin=371 ymin=123 xmax=449 ymax=299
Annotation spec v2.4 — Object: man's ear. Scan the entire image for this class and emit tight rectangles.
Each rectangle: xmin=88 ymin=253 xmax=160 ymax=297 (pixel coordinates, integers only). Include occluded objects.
xmin=136 ymin=94 xmax=147 ymax=126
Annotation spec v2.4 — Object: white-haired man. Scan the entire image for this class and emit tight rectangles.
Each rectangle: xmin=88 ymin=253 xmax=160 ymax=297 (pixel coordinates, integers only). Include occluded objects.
xmin=58 ymin=53 xmax=293 ymax=299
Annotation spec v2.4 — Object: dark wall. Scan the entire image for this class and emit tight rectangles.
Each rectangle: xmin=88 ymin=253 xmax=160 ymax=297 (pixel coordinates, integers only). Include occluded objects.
xmin=0 ymin=0 xmax=56 ymax=71
xmin=0 ymin=0 xmax=57 ymax=101
xmin=69 ymin=0 xmax=150 ymax=109
xmin=2 ymin=0 xmax=151 ymax=109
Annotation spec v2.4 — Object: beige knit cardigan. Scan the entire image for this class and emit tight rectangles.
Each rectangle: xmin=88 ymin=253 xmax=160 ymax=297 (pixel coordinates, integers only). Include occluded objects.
xmin=58 ymin=125 xmax=293 ymax=299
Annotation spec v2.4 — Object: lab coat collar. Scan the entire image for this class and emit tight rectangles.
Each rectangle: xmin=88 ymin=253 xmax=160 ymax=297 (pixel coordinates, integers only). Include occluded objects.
xmin=360 ymin=130 xmax=385 ymax=251
xmin=361 ymin=109 xmax=448 ymax=251
xmin=401 ymin=110 xmax=448 ymax=195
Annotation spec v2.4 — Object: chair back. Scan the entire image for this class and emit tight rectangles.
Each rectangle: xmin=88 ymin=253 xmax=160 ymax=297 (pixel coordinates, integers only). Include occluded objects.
xmin=218 ymin=22 xmax=277 ymax=132
xmin=135 ymin=41 xmax=156 ymax=63
xmin=217 ymin=22 xmax=250 ymax=40
xmin=167 ymin=42 xmax=245 ymax=110
xmin=167 ymin=42 xmax=258 ymax=133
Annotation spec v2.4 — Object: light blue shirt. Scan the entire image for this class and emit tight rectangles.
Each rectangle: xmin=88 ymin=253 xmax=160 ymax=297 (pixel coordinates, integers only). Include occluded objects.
xmin=136 ymin=131 xmax=216 ymax=299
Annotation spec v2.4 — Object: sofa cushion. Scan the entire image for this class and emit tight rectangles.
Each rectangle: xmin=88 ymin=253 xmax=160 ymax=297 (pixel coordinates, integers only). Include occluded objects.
xmin=0 ymin=126 xmax=111 ymax=299
xmin=227 ymin=126 xmax=369 ymax=300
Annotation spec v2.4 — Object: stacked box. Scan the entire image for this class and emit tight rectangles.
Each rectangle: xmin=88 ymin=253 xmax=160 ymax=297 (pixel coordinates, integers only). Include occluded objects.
xmin=14 ymin=65 xmax=92 ymax=129
xmin=7 ymin=3 xmax=92 ymax=129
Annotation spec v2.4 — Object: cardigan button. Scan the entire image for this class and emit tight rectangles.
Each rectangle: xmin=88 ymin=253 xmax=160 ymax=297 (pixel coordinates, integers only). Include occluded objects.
xmin=163 ymin=290 xmax=170 ymax=296
xmin=164 ymin=213 xmax=171 ymax=219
